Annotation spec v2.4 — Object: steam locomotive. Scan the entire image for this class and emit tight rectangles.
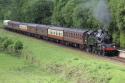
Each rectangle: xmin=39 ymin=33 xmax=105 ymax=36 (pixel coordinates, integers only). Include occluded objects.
xmin=3 ymin=20 xmax=117 ymax=56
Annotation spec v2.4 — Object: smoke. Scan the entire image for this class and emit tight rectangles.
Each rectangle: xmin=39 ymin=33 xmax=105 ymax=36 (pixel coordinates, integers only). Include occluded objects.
xmin=94 ymin=0 xmax=112 ymax=29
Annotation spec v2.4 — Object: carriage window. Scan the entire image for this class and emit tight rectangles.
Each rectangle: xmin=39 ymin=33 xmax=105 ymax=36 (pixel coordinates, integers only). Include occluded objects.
xmin=70 ymin=33 xmax=72 ymax=37
xmin=76 ymin=33 xmax=78 ymax=38
xmin=73 ymin=33 xmax=74 ymax=38
xmin=77 ymin=34 xmax=79 ymax=39
xmin=80 ymin=35 xmax=83 ymax=39
xmin=60 ymin=32 xmax=61 ymax=36
xmin=54 ymin=31 xmax=57 ymax=35
xmin=71 ymin=33 xmax=73 ymax=37
xmin=78 ymin=34 xmax=80 ymax=39
xmin=75 ymin=33 xmax=77 ymax=38
xmin=65 ymin=32 xmax=67 ymax=36
xmin=60 ymin=32 xmax=62 ymax=36
xmin=53 ymin=31 xmax=55 ymax=35
xmin=51 ymin=32 xmax=52 ymax=34
xmin=75 ymin=33 xmax=76 ymax=38
xmin=79 ymin=34 xmax=81 ymax=39
xmin=70 ymin=33 xmax=73 ymax=37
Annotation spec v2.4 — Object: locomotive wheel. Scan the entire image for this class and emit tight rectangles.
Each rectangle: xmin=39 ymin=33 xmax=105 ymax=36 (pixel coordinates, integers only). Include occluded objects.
xmin=80 ymin=45 xmax=84 ymax=49
xmin=102 ymin=50 xmax=106 ymax=56
xmin=99 ymin=50 xmax=106 ymax=56
xmin=86 ymin=48 xmax=89 ymax=52
xmin=86 ymin=45 xmax=93 ymax=53
xmin=65 ymin=42 xmax=69 ymax=46
xmin=97 ymin=50 xmax=102 ymax=55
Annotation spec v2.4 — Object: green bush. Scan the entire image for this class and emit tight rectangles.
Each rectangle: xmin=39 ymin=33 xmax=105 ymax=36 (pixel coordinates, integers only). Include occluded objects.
xmin=3 ymin=38 xmax=13 ymax=49
xmin=0 ymin=36 xmax=8 ymax=43
xmin=14 ymin=40 xmax=23 ymax=53
xmin=0 ymin=36 xmax=24 ymax=55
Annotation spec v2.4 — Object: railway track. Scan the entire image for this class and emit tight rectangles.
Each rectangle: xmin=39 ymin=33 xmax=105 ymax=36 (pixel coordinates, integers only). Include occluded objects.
xmin=110 ymin=56 xmax=125 ymax=63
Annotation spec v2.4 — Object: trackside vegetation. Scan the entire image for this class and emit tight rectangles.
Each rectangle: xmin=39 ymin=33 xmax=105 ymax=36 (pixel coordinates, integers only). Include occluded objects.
xmin=0 ymin=36 xmax=23 ymax=55
xmin=0 ymin=28 xmax=125 ymax=83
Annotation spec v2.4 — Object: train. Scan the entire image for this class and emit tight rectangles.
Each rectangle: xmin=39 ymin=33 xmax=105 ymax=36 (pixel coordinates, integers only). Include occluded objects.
xmin=3 ymin=20 xmax=118 ymax=56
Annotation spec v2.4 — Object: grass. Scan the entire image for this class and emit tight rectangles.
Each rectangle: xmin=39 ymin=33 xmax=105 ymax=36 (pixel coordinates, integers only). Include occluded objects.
xmin=0 ymin=27 xmax=125 ymax=83
xmin=0 ymin=20 xmax=4 ymax=28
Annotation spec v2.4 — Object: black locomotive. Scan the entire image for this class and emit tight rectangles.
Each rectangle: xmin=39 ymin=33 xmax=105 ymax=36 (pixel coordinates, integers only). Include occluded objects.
xmin=87 ymin=28 xmax=117 ymax=56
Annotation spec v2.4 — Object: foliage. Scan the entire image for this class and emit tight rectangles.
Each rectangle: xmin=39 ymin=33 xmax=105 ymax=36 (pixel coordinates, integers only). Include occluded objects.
xmin=0 ymin=36 xmax=23 ymax=54
xmin=0 ymin=0 xmax=125 ymax=47
xmin=109 ymin=0 xmax=125 ymax=47
xmin=0 ymin=36 xmax=7 ymax=43
xmin=14 ymin=40 xmax=23 ymax=53
xmin=3 ymin=38 xmax=13 ymax=49
xmin=0 ymin=0 xmax=53 ymax=24
xmin=52 ymin=0 xmax=99 ymax=28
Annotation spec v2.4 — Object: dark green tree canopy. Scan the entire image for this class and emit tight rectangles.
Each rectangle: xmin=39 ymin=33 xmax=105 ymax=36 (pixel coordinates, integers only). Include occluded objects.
xmin=0 ymin=0 xmax=125 ymax=47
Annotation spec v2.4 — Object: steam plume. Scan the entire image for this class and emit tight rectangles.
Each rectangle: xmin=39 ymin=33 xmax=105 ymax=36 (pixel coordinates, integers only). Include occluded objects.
xmin=94 ymin=0 xmax=112 ymax=29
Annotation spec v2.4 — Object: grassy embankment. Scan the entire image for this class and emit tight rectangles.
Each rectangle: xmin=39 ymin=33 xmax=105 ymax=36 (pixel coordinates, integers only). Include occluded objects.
xmin=0 ymin=25 xmax=125 ymax=83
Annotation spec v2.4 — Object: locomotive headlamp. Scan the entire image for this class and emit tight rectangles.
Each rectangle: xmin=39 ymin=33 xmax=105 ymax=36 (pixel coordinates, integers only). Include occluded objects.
xmin=113 ymin=45 xmax=116 ymax=48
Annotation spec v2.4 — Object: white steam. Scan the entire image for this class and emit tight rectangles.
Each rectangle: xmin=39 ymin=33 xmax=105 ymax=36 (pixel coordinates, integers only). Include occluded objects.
xmin=94 ymin=0 xmax=112 ymax=29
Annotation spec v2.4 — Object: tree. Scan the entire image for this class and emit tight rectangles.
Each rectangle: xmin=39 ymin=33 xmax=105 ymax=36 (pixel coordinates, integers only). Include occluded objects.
xmin=109 ymin=0 xmax=125 ymax=47
xmin=23 ymin=0 xmax=53 ymax=24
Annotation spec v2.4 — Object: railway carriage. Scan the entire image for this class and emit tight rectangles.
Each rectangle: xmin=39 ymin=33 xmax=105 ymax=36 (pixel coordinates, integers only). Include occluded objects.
xmin=64 ymin=28 xmax=88 ymax=48
xmin=18 ymin=23 xmax=28 ymax=32
xmin=36 ymin=24 xmax=48 ymax=38
xmin=48 ymin=26 xmax=64 ymax=41
xmin=26 ymin=23 xmax=37 ymax=34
